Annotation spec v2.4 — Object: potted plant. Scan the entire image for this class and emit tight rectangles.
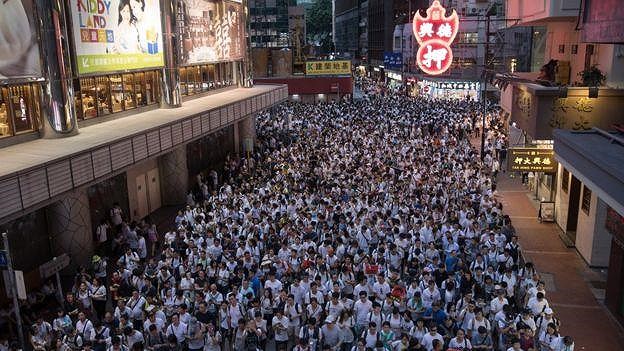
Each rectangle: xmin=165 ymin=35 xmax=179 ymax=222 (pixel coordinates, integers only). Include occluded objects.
xmin=578 ymin=65 xmax=606 ymax=87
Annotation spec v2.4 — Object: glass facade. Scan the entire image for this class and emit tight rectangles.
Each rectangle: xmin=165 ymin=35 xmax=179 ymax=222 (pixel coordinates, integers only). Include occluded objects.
xmin=0 ymin=83 xmax=40 ymax=138
xmin=75 ymin=70 xmax=161 ymax=120
xmin=179 ymin=62 xmax=235 ymax=96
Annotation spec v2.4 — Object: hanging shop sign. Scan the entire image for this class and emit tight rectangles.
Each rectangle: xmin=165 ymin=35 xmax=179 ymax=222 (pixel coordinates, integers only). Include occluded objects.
xmin=508 ymin=147 xmax=557 ymax=173
xmin=69 ymin=0 xmax=165 ymax=75
xmin=0 ymin=0 xmax=42 ymax=80
xmin=412 ymin=0 xmax=458 ymax=75
xmin=305 ymin=60 xmax=351 ymax=76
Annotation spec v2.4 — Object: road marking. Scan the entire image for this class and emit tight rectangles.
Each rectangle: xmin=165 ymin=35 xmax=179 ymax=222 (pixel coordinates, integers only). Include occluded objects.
xmin=550 ymin=302 xmax=602 ymax=310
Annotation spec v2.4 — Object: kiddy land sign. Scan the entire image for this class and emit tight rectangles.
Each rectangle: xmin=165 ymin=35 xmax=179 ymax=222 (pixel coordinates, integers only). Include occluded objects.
xmin=413 ymin=0 xmax=458 ymax=75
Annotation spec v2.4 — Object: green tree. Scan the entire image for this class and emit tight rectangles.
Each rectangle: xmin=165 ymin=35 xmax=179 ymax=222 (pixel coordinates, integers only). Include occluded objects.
xmin=306 ymin=0 xmax=333 ymax=53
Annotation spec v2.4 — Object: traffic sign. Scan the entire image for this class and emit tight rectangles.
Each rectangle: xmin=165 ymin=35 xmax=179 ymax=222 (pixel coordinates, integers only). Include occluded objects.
xmin=39 ymin=254 xmax=70 ymax=278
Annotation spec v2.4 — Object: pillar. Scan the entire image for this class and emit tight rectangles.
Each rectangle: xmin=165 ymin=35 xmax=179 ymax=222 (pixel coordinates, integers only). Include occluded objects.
xmin=233 ymin=122 xmax=240 ymax=155
xmin=46 ymin=189 xmax=93 ymax=267
xmin=159 ymin=146 xmax=189 ymax=205
xmin=161 ymin=0 xmax=182 ymax=107
xmin=238 ymin=115 xmax=256 ymax=154
xmin=36 ymin=0 xmax=78 ymax=138
xmin=241 ymin=0 xmax=253 ymax=88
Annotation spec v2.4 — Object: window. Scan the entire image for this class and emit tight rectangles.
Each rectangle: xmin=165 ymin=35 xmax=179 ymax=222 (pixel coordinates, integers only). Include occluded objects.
xmin=0 ymin=83 xmax=39 ymax=137
xmin=76 ymin=70 xmax=160 ymax=120
xmin=561 ymin=169 xmax=569 ymax=193
xmin=571 ymin=44 xmax=578 ymax=54
xmin=558 ymin=44 xmax=565 ymax=54
xmin=581 ymin=185 xmax=592 ymax=214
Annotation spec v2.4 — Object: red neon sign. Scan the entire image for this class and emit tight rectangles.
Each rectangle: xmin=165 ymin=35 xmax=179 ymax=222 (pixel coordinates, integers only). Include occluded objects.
xmin=413 ymin=0 xmax=459 ymax=75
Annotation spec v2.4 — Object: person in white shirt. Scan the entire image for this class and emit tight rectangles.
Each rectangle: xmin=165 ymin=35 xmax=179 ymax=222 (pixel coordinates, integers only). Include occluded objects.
xmin=75 ymin=313 xmax=94 ymax=342
xmin=353 ymin=291 xmax=373 ymax=333
xmin=448 ymin=329 xmax=472 ymax=350
xmin=272 ymin=309 xmax=290 ymax=350
xmin=528 ymin=292 xmax=550 ymax=316
xmin=165 ymin=314 xmax=187 ymax=345
xmin=420 ymin=323 xmax=444 ymax=351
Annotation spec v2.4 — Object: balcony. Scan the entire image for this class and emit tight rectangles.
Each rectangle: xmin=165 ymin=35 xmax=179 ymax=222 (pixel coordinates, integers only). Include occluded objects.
xmin=506 ymin=0 xmax=581 ymax=26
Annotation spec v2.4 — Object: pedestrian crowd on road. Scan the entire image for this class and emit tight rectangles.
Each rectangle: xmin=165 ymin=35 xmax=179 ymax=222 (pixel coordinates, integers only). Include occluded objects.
xmin=15 ymin=78 xmax=574 ymax=351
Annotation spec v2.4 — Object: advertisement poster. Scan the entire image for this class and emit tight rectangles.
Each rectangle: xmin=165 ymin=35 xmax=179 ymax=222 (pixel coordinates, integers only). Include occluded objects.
xmin=69 ymin=0 xmax=165 ymax=75
xmin=177 ymin=0 xmax=245 ymax=65
xmin=0 ymin=0 xmax=41 ymax=79
xmin=272 ymin=50 xmax=292 ymax=77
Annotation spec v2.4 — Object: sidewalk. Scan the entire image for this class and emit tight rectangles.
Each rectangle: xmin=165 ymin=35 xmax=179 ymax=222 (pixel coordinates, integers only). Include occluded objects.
xmin=496 ymin=174 xmax=624 ymax=349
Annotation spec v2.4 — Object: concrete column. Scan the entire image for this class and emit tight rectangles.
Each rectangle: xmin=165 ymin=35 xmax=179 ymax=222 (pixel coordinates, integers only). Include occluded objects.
xmin=160 ymin=0 xmax=182 ymax=107
xmin=159 ymin=146 xmax=189 ymax=205
xmin=238 ymin=115 xmax=256 ymax=154
xmin=36 ymin=0 xmax=78 ymax=138
xmin=233 ymin=122 xmax=240 ymax=155
xmin=46 ymin=188 xmax=93 ymax=267
xmin=241 ymin=0 xmax=253 ymax=88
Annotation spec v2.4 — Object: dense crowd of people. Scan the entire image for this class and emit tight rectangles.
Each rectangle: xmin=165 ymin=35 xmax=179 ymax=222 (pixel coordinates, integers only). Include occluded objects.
xmin=11 ymin=78 xmax=574 ymax=351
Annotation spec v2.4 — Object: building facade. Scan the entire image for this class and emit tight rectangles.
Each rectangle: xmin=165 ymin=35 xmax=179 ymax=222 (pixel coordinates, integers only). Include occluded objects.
xmin=0 ymin=0 xmax=286 ymax=291
xmin=249 ymin=0 xmax=298 ymax=48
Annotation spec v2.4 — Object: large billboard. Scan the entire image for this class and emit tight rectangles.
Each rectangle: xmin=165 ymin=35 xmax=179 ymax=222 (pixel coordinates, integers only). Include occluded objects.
xmin=305 ymin=60 xmax=351 ymax=76
xmin=0 ymin=0 xmax=41 ymax=80
xmin=69 ymin=0 xmax=165 ymax=75
xmin=177 ymin=0 xmax=245 ymax=65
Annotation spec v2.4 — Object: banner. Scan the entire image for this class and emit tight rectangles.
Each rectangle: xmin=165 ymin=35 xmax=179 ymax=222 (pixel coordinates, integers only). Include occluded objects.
xmin=272 ymin=50 xmax=292 ymax=77
xmin=508 ymin=147 xmax=557 ymax=173
xmin=69 ymin=0 xmax=165 ymax=75
xmin=0 ymin=0 xmax=41 ymax=80
xmin=305 ymin=60 xmax=351 ymax=76
xmin=177 ymin=0 xmax=245 ymax=65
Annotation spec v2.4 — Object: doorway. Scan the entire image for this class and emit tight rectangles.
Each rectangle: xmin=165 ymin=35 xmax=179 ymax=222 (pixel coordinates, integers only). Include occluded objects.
xmin=566 ymin=175 xmax=582 ymax=244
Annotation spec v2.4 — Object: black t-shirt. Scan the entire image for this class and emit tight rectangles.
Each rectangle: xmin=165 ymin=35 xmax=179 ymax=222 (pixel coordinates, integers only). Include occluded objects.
xmin=194 ymin=310 xmax=211 ymax=324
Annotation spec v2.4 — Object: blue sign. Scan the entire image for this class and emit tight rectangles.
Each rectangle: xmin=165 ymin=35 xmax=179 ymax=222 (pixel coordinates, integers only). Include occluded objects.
xmin=383 ymin=52 xmax=403 ymax=70
xmin=0 ymin=250 xmax=7 ymax=268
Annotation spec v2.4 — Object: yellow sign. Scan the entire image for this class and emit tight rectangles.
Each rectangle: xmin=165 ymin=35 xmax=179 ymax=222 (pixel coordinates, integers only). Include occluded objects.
xmin=305 ymin=60 xmax=351 ymax=75
xmin=508 ymin=148 xmax=557 ymax=173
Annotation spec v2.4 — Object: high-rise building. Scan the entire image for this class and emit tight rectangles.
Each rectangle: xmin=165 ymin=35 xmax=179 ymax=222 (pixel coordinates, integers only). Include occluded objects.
xmin=250 ymin=0 xmax=298 ymax=48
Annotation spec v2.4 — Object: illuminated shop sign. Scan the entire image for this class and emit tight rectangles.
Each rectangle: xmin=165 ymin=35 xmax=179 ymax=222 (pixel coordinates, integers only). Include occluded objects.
xmin=508 ymin=148 xmax=557 ymax=173
xmin=420 ymin=79 xmax=480 ymax=91
xmin=413 ymin=0 xmax=458 ymax=75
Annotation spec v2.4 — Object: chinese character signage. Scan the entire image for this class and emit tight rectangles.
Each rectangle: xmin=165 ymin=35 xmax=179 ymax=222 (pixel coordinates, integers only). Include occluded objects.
xmin=69 ymin=0 xmax=165 ymax=75
xmin=383 ymin=52 xmax=403 ymax=70
xmin=0 ymin=0 xmax=41 ymax=80
xmin=508 ymin=148 xmax=557 ymax=173
xmin=412 ymin=0 xmax=458 ymax=75
xmin=177 ymin=0 xmax=245 ymax=65
xmin=305 ymin=60 xmax=351 ymax=76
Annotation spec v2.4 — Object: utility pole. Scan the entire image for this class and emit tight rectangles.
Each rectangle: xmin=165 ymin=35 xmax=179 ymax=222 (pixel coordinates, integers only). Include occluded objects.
xmin=2 ymin=232 xmax=25 ymax=349
xmin=480 ymin=11 xmax=491 ymax=160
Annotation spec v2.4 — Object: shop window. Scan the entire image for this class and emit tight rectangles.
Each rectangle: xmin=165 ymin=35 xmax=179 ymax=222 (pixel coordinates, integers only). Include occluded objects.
xmin=562 ymin=169 xmax=570 ymax=193
xmin=0 ymin=84 xmax=39 ymax=137
xmin=110 ymin=75 xmax=124 ymax=113
xmin=207 ymin=65 xmax=216 ymax=89
xmin=581 ymin=185 xmax=592 ymax=215
xmin=122 ymin=74 xmax=136 ymax=110
xmin=76 ymin=70 xmax=160 ymax=121
xmin=96 ymin=76 xmax=112 ymax=116
xmin=180 ymin=67 xmax=188 ymax=96
xmin=0 ymin=87 xmax=11 ymax=137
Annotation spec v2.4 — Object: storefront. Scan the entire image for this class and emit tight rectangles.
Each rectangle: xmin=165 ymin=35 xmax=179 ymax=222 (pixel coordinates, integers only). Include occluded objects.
xmin=0 ymin=82 xmax=42 ymax=138
xmin=385 ymin=71 xmax=403 ymax=89
xmin=179 ymin=62 xmax=236 ymax=97
xmin=0 ymin=0 xmax=43 ymax=140
xmin=417 ymin=79 xmax=481 ymax=100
